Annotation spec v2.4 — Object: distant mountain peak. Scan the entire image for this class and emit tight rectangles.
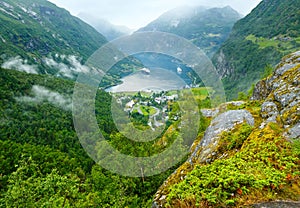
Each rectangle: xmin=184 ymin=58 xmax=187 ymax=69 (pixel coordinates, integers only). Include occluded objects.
xmin=137 ymin=6 xmax=241 ymax=57
xmin=78 ymin=12 xmax=133 ymax=40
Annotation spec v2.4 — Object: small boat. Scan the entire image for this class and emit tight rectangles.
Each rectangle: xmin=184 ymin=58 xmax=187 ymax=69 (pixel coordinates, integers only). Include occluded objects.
xmin=140 ymin=68 xmax=151 ymax=74
xmin=177 ymin=67 xmax=182 ymax=74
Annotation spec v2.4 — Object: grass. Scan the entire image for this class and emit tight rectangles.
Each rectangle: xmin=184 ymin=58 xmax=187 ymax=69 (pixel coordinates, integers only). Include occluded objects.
xmin=246 ymin=34 xmax=296 ymax=53
xmin=166 ymin=90 xmax=179 ymax=96
xmin=191 ymin=87 xmax=210 ymax=95
xmin=191 ymin=87 xmax=212 ymax=102
xmin=139 ymin=105 xmax=157 ymax=116
xmin=178 ymin=87 xmax=212 ymax=102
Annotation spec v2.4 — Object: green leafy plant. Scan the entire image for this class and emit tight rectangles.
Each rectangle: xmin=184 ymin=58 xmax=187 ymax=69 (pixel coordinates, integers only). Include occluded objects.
xmin=166 ymin=123 xmax=300 ymax=207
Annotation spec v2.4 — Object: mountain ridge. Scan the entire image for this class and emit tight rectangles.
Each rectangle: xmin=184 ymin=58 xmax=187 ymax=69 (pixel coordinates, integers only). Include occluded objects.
xmin=213 ymin=0 xmax=300 ymax=100
xmin=137 ymin=6 xmax=241 ymax=57
xmin=0 ymin=0 xmax=107 ymax=66
xmin=0 ymin=0 xmax=142 ymax=86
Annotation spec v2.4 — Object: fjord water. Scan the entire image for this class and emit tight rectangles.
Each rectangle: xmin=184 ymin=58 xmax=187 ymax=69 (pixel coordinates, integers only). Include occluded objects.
xmin=106 ymin=67 xmax=187 ymax=92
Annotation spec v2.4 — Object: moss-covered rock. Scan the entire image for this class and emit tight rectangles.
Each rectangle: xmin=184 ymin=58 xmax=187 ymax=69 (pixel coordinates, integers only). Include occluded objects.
xmin=152 ymin=51 xmax=300 ymax=207
xmin=253 ymin=51 xmax=300 ymax=136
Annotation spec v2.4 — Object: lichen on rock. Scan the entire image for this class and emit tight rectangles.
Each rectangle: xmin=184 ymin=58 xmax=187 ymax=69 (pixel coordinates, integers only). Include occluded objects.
xmin=260 ymin=101 xmax=279 ymax=128
xmin=190 ymin=110 xmax=254 ymax=164
xmin=284 ymin=122 xmax=300 ymax=139
xmin=200 ymin=101 xmax=246 ymax=118
xmin=252 ymin=51 xmax=300 ymax=133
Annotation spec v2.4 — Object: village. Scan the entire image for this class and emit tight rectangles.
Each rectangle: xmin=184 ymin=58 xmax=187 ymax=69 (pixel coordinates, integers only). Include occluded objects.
xmin=112 ymin=90 xmax=180 ymax=129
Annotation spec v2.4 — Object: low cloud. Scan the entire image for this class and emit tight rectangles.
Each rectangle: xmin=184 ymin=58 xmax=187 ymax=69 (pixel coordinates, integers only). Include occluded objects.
xmin=2 ymin=56 xmax=38 ymax=74
xmin=2 ymin=55 xmax=93 ymax=78
xmin=16 ymin=85 xmax=72 ymax=111
xmin=44 ymin=55 xmax=90 ymax=78
xmin=48 ymin=0 xmax=262 ymax=29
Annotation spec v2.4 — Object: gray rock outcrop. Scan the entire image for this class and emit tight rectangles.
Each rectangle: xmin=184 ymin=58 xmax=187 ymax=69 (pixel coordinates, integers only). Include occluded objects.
xmin=190 ymin=110 xmax=254 ymax=164
xmin=260 ymin=101 xmax=279 ymax=128
xmin=252 ymin=51 xmax=300 ymax=134
xmin=285 ymin=122 xmax=300 ymax=139
xmin=200 ymin=101 xmax=245 ymax=118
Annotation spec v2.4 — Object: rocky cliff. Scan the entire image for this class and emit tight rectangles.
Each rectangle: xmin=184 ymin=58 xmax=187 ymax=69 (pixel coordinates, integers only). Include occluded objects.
xmin=153 ymin=51 xmax=300 ymax=207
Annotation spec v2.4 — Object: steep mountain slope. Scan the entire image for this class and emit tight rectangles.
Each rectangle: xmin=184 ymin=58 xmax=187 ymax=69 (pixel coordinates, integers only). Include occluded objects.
xmin=0 ymin=0 xmax=142 ymax=86
xmin=153 ymin=51 xmax=300 ymax=207
xmin=213 ymin=0 xmax=300 ymax=100
xmin=0 ymin=0 xmax=107 ymax=65
xmin=138 ymin=6 xmax=241 ymax=57
xmin=78 ymin=13 xmax=132 ymax=40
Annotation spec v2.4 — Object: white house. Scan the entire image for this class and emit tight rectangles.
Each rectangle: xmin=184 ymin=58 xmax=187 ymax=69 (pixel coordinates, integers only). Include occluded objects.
xmin=125 ymin=100 xmax=135 ymax=108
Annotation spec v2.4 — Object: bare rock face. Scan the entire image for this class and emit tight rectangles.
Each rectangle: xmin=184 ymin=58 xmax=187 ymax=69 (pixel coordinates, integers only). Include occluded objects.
xmin=190 ymin=110 xmax=254 ymax=164
xmin=200 ymin=101 xmax=245 ymax=118
xmin=285 ymin=122 xmax=300 ymax=139
xmin=200 ymin=108 xmax=220 ymax=118
xmin=214 ymin=49 xmax=235 ymax=78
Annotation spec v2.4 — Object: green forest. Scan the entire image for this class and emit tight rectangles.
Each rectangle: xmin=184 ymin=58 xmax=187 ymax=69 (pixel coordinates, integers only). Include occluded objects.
xmin=0 ymin=68 xmax=212 ymax=207
xmin=1 ymin=59 xmax=299 ymax=207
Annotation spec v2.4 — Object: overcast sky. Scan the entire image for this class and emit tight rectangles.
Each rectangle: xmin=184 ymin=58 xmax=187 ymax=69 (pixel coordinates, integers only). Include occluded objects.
xmin=48 ymin=0 xmax=262 ymax=29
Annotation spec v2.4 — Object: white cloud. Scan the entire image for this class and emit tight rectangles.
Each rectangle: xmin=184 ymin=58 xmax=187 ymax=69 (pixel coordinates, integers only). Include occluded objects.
xmin=1 ymin=55 xmax=92 ymax=78
xmin=48 ymin=0 xmax=262 ymax=29
xmin=67 ymin=55 xmax=90 ymax=73
xmin=16 ymin=85 xmax=72 ymax=111
xmin=44 ymin=55 xmax=90 ymax=78
xmin=2 ymin=56 xmax=38 ymax=74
